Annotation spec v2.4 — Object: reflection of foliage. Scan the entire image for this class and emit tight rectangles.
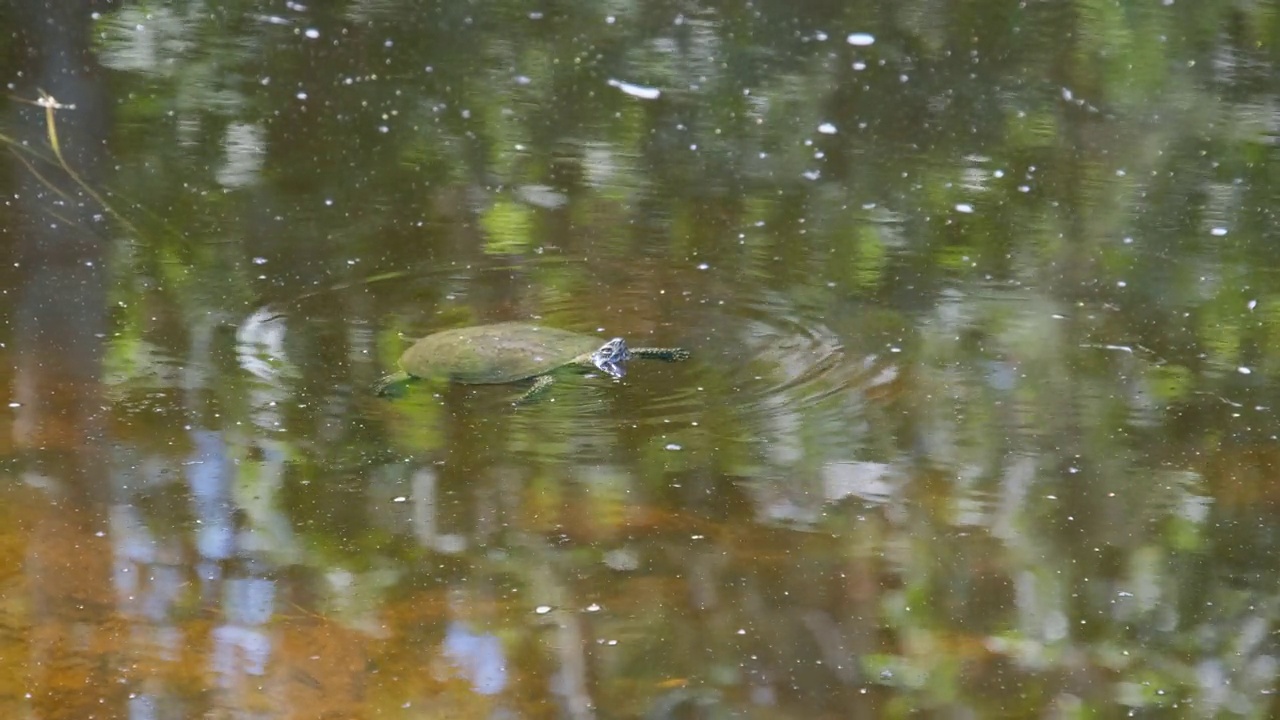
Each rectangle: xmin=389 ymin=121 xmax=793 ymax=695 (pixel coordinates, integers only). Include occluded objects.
xmin=0 ymin=0 xmax=1275 ymax=717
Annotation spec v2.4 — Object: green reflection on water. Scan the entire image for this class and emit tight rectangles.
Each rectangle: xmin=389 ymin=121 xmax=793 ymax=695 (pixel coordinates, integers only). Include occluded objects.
xmin=2 ymin=0 xmax=1280 ymax=718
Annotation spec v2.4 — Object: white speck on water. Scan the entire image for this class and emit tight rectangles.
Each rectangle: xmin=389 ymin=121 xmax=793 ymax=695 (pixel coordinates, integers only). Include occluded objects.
xmin=1116 ymin=169 xmax=1127 ymax=177
xmin=584 ymin=603 xmax=602 ymax=613
xmin=1211 ymin=226 xmax=1228 ymax=236
xmin=802 ymin=169 xmax=821 ymax=180
xmin=7 ymin=403 xmax=19 ymax=409
xmin=303 ymin=28 xmax=319 ymax=39
xmin=817 ymin=122 xmax=838 ymax=134
xmin=665 ymin=443 xmax=682 ymax=451
xmin=1238 ymin=366 xmax=1252 ymax=375
xmin=296 ymin=91 xmax=308 ymax=100
xmin=607 ymin=78 xmax=661 ymax=100
xmin=1116 ymin=280 xmax=1127 ymax=288
xmin=392 ymin=496 xmax=406 ymax=503
xmin=1123 ymin=236 xmax=1133 ymax=244
xmin=955 ymin=203 xmax=974 ymax=213
xmin=852 ymin=61 xmax=867 ymax=71
xmin=534 ymin=605 xmax=553 ymax=615
xmin=515 ymin=75 xmax=531 ymax=85
xmin=994 ymin=169 xmax=1004 ymax=178
xmin=606 ymin=15 xmax=616 ymax=24
xmin=846 ymin=32 xmax=875 ymax=46
xmin=325 ymin=198 xmax=334 ymax=206
xmin=252 ymin=257 xmax=267 ymax=265
xmin=1248 ymin=299 xmax=1258 ymax=310
xmin=1017 ymin=185 xmax=1030 ymax=193
xmin=814 ymin=30 xmax=828 ymax=41
xmin=696 ymin=262 xmax=709 ymax=271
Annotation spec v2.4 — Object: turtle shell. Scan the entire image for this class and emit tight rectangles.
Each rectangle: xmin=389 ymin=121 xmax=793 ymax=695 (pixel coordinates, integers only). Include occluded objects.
xmin=397 ymin=322 xmax=606 ymax=384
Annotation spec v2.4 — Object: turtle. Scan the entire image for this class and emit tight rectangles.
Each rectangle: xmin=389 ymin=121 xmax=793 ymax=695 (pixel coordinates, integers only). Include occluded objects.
xmin=374 ymin=321 xmax=691 ymax=403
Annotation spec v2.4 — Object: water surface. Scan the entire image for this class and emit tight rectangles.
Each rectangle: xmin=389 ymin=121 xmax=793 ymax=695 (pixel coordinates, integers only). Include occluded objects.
xmin=2 ymin=1 xmax=1279 ymax=718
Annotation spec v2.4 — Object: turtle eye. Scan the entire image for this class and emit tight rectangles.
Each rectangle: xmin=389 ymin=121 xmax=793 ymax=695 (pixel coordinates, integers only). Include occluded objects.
xmin=600 ymin=338 xmax=627 ymax=359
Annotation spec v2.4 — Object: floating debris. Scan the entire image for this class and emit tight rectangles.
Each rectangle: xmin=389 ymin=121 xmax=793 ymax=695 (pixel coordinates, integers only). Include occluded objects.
xmin=607 ymin=78 xmax=661 ymax=100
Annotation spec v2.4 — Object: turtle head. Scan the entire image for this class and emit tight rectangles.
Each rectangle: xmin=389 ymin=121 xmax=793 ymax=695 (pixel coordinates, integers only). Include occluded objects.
xmin=591 ymin=337 xmax=631 ymax=378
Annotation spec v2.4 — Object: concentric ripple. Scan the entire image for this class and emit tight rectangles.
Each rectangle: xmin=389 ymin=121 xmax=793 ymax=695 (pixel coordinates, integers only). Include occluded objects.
xmin=697 ymin=293 xmax=899 ymax=421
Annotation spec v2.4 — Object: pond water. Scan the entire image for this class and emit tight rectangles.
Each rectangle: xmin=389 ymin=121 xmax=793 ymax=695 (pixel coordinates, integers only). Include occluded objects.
xmin=2 ymin=1 xmax=1279 ymax=718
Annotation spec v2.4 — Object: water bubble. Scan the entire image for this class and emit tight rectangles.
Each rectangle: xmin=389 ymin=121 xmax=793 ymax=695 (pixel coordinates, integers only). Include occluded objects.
xmin=534 ymin=605 xmax=553 ymax=615
xmin=847 ymin=33 xmax=875 ymax=46
xmin=303 ymin=28 xmax=319 ymax=39
xmin=1211 ymin=227 xmax=1228 ymax=236
xmin=817 ymin=122 xmax=838 ymax=134
xmin=955 ymin=203 xmax=974 ymax=213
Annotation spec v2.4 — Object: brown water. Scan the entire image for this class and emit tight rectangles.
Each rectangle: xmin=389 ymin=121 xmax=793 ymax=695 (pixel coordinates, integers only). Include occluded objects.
xmin=2 ymin=1 xmax=1279 ymax=718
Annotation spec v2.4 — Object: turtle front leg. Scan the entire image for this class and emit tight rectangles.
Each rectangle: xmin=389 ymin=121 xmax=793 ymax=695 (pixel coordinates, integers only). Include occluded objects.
xmin=515 ymin=374 xmax=556 ymax=404
xmin=631 ymin=347 xmax=691 ymax=362
xmin=374 ymin=371 xmax=416 ymax=397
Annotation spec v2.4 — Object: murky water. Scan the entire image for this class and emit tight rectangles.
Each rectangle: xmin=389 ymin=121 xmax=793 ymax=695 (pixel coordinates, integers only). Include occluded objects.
xmin=3 ymin=1 xmax=1280 ymax=718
